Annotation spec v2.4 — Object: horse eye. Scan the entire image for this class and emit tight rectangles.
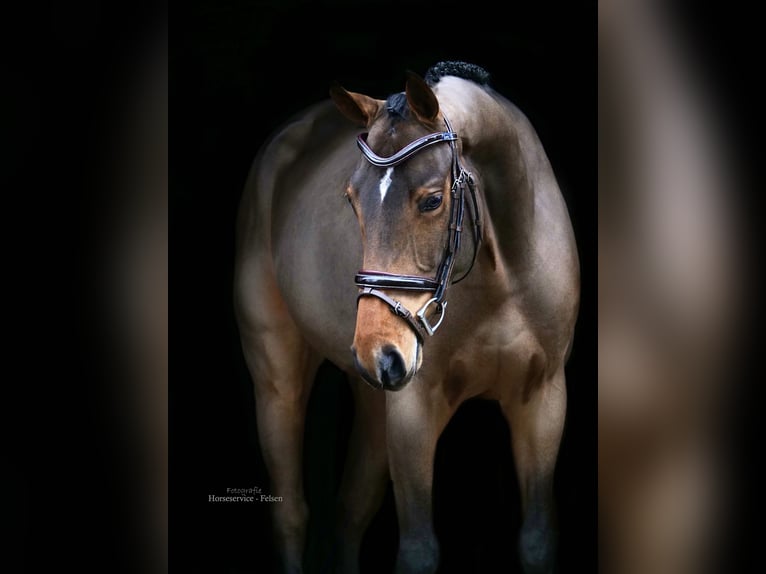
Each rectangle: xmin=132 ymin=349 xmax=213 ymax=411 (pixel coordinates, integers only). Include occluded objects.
xmin=419 ymin=194 xmax=443 ymax=213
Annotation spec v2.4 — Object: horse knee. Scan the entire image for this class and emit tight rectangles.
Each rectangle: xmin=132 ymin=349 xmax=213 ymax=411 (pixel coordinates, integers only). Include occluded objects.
xmin=395 ymin=537 xmax=439 ymax=574
xmin=279 ymin=496 xmax=309 ymax=523
xmin=273 ymin=498 xmax=309 ymax=536
xmin=271 ymin=500 xmax=309 ymax=571
xmin=518 ymin=519 xmax=557 ymax=574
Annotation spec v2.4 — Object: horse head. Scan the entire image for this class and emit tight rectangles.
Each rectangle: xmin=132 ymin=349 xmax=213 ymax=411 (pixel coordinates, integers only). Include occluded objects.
xmin=331 ymin=72 xmax=478 ymax=390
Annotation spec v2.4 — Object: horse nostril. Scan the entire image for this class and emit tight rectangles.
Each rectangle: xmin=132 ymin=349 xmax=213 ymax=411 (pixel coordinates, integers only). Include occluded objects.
xmin=378 ymin=345 xmax=406 ymax=388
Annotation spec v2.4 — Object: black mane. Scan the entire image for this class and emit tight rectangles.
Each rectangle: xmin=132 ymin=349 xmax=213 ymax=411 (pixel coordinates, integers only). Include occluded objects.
xmin=384 ymin=62 xmax=490 ymax=121
xmin=424 ymin=61 xmax=490 ymax=87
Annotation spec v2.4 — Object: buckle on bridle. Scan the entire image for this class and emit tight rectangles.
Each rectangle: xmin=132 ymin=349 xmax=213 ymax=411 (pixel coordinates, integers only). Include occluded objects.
xmin=452 ymin=168 xmax=470 ymax=190
xmin=416 ymin=298 xmax=447 ymax=336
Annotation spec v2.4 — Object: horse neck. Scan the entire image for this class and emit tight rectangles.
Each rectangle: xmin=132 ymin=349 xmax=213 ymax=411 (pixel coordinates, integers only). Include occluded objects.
xmin=435 ymin=77 xmax=545 ymax=276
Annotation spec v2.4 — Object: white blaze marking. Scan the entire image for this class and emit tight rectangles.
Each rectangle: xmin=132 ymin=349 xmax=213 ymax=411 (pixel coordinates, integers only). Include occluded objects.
xmin=378 ymin=167 xmax=394 ymax=204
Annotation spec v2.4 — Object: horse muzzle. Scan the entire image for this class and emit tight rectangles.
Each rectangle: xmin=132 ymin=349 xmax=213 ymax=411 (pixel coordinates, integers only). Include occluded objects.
xmin=350 ymin=284 xmax=428 ymax=390
xmin=350 ymin=341 xmax=419 ymax=391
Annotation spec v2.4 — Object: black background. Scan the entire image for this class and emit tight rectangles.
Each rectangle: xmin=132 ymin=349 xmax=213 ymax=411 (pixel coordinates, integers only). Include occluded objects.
xmin=170 ymin=1 xmax=595 ymax=573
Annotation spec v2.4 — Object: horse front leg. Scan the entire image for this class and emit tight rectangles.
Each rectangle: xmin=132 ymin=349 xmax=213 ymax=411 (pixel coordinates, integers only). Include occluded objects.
xmin=334 ymin=378 xmax=389 ymax=574
xmin=501 ymin=367 xmax=567 ymax=574
xmin=386 ymin=386 xmax=454 ymax=574
xmin=241 ymin=324 xmax=320 ymax=574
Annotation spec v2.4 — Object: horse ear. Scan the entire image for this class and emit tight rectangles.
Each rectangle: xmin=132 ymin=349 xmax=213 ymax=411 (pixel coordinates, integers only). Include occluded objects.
xmin=405 ymin=71 xmax=439 ymax=123
xmin=330 ymin=82 xmax=383 ymax=127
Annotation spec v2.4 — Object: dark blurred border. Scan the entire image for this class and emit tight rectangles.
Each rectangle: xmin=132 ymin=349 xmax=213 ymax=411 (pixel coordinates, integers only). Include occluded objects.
xmin=658 ymin=4 xmax=763 ymax=571
xmin=599 ymin=1 xmax=764 ymax=571
xmin=3 ymin=2 xmax=166 ymax=572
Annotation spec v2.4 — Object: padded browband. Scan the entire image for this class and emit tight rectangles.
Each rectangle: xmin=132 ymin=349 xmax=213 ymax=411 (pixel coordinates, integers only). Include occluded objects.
xmin=355 ymin=271 xmax=439 ymax=291
xmin=357 ymin=131 xmax=458 ymax=167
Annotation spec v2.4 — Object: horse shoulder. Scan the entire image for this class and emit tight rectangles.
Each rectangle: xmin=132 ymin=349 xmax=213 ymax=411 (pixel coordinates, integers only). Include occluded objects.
xmin=235 ymin=102 xmax=343 ymax=330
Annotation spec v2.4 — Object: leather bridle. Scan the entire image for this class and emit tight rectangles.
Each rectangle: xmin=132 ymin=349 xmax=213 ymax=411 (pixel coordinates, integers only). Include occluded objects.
xmin=354 ymin=115 xmax=482 ymax=342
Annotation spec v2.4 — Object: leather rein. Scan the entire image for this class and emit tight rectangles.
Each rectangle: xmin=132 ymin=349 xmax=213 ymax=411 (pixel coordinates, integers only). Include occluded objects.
xmin=354 ymin=115 xmax=482 ymax=342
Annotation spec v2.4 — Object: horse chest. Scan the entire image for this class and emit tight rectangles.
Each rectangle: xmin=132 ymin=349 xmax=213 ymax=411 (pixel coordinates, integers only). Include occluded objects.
xmin=433 ymin=314 xmax=546 ymax=405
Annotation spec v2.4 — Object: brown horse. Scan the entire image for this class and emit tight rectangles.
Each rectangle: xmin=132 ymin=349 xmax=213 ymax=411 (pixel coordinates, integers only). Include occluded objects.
xmin=234 ymin=61 xmax=579 ymax=573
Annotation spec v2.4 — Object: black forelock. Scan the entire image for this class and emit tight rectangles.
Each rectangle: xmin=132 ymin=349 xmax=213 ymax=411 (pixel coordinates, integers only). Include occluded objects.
xmin=384 ymin=92 xmax=409 ymax=121
xmin=424 ymin=61 xmax=490 ymax=87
